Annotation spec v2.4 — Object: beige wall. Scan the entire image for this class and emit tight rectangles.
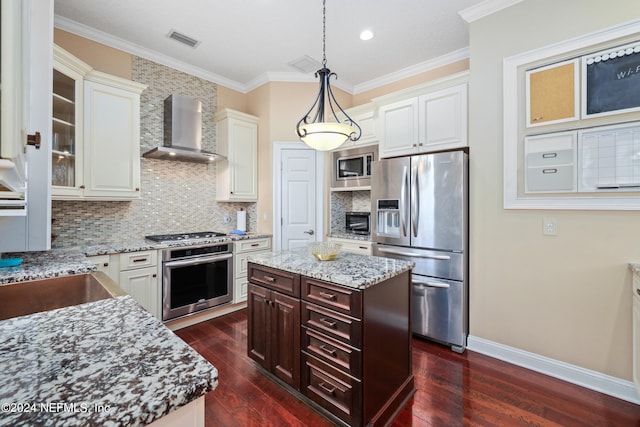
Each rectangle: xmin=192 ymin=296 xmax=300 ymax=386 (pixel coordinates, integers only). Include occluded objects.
xmin=217 ymin=86 xmax=247 ymax=112
xmin=246 ymin=84 xmax=271 ymax=233
xmin=469 ymin=0 xmax=640 ymax=380
xmin=54 ymin=29 xmax=131 ymax=79
xmin=353 ymin=59 xmax=469 ymax=105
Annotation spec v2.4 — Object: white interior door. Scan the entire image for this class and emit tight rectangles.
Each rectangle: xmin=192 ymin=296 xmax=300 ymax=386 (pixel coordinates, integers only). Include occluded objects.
xmin=280 ymin=147 xmax=317 ymax=250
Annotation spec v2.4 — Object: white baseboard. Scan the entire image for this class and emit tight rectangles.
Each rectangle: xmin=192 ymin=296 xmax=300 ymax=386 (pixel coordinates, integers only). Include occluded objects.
xmin=467 ymin=335 xmax=640 ymax=405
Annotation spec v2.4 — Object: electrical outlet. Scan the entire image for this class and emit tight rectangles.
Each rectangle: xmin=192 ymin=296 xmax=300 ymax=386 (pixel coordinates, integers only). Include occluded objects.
xmin=543 ymin=217 xmax=557 ymax=236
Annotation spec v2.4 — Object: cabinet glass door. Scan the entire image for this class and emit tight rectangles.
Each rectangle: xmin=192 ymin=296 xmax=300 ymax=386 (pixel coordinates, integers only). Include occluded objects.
xmin=52 ymin=69 xmax=77 ymax=188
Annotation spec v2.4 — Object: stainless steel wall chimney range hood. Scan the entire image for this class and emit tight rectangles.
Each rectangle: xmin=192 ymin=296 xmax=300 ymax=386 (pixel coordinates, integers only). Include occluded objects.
xmin=143 ymin=94 xmax=224 ymax=163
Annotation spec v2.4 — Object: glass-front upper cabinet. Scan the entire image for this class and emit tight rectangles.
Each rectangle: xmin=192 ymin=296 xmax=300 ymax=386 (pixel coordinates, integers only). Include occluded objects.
xmin=52 ymin=45 xmax=91 ymax=197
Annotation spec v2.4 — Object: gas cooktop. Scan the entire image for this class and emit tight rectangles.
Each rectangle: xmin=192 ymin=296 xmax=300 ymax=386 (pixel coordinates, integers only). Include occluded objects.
xmin=145 ymin=231 xmax=227 ymax=243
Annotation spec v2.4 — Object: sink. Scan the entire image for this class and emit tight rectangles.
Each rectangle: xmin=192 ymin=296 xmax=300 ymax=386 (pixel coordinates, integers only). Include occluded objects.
xmin=0 ymin=272 xmax=128 ymax=321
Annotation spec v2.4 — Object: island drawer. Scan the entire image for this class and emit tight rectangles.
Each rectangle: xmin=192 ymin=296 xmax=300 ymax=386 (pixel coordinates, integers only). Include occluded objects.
xmin=302 ymin=326 xmax=361 ymax=379
xmin=302 ymin=278 xmax=362 ymax=317
xmin=248 ymin=263 xmax=300 ymax=298
xmin=302 ymin=302 xmax=362 ymax=348
xmin=302 ymin=352 xmax=362 ymax=426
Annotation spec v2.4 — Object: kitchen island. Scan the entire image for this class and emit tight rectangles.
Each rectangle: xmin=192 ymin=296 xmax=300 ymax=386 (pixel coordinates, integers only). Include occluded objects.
xmin=247 ymin=247 xmax=415 ymax=427
xmin=0 ymin=294 xmax=217 ymax=427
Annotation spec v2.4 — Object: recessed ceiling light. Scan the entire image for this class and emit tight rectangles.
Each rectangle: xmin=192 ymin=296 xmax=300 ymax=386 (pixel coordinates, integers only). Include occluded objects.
xmin=360 ymin=30 xmax=374 ymax=41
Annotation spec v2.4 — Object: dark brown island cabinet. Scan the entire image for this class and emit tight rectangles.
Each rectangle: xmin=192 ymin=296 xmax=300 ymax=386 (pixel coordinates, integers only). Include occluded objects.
xmin=247 ymin=262 xmax=415 ymax=427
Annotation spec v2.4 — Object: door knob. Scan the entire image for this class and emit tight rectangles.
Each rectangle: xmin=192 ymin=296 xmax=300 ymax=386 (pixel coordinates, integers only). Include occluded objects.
xmin=304 ymin=229 xmax=315 ymax=235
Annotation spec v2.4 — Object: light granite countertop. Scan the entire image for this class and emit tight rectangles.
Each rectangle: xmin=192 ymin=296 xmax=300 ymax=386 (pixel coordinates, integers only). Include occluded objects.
xmin=248 ymin=246 xmax=414 ymax=290
xmin=0 ymin=295 xmax=218 ymax=427
xmin=0 ymin=233 xmax=272 ymax=285
xmin=327 ymin=231 xmax=372 ymax=241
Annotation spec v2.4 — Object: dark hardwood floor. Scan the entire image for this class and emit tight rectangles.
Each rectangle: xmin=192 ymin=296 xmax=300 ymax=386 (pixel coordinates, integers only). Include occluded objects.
xmin=174 ymin=309 xmax=640 ymax=426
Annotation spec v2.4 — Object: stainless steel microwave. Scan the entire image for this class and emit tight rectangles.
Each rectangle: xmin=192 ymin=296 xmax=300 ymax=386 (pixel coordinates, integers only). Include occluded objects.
xmin=331 ymin=145 xmax=378 ymax=189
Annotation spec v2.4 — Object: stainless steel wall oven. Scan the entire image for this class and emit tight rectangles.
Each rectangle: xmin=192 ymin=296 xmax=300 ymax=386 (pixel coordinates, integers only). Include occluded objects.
xmin=160 ymin=242 xmax=233 ymax=321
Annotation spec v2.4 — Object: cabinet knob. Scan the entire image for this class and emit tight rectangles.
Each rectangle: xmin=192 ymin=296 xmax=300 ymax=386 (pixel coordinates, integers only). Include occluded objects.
xmin=152 ymin=274 xmax=157 ymax=278
xmin=103 ymin=263 xmax=109 ymax=267
xmin=79 ymin=185 xmax=86 ymax=189
xmin=135 ymin=187 xmax=140 ymax=192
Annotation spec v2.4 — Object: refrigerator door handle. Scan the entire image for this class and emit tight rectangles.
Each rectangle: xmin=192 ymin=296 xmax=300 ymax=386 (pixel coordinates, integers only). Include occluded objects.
xmin=400 ymin=165 xmax=408 ymax=237
xmin=413 ymin=279 xmax=450 ymax=289
xmin=377 ymin=246 xmax=451 ymax=260
xmin=411 ymin=162 xmax=419 ymax=238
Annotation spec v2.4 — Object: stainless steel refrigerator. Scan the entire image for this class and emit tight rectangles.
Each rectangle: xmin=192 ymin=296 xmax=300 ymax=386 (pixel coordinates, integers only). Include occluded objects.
xmin=371 ymin=149 xmax=468 ymax=352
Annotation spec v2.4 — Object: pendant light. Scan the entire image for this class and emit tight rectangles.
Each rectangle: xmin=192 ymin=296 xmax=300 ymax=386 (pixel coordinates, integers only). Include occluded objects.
xmin=296 ymin=0 xmax=361 ymax=151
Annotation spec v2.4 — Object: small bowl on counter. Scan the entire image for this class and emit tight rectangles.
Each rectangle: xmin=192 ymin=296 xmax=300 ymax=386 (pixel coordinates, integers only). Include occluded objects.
xmin=309 ymin=242 xmax=340 ymax=261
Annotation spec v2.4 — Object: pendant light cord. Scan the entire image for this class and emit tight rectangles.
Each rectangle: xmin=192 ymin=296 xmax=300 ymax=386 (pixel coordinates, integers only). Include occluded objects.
xmin=322 ymin=0 xmax=327 ymax=67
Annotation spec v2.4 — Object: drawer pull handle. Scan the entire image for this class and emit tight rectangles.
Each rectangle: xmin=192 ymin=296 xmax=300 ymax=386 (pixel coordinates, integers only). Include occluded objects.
xmin=318 ymin=291 xmax=336 ymax=300
xmin=251 ymin=243 xmax=260 ymax=247
xmin=318 ymin=382 xmax=336 ymax=395
xmin=319 ymin=345 xmax=337 ymax=357
xmin=263 ymin=275 xmax=276 ymax=283
xmin=542 ymin=152 xmax=557 ymax=159
xmin=358 ymin=246 xmax=367 ymax=250
xmin=319 ymin=318 xmax=337 ymax=329
xmin=542 ymin=168 xmax=558 ymax=174
xmin=132 ymin=257 xmax=148 ymax=263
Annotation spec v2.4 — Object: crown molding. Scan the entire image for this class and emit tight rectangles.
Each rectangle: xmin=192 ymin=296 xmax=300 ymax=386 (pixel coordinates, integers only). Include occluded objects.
xmin=352 ymin=47 xmax=469 ymax=94
xmin=459 ymin=0 xmax=524 ymax=23
xmin=55 ymin=14 xmax=467 ymax=95
xmin=54 ymin=15 xmax=247 ymax=93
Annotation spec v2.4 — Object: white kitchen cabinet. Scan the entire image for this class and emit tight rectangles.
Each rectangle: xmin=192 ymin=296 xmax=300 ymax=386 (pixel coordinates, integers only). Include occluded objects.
xmin=378 ymin=98 xmax=419 ymax=158
xmin=0 ymin=0 xmax=28 ymax=199
xmin=87 ymin=250 xmax=160 ymax=318
xmin=233 ymin=237 xmax=272 ymax=303
xmin=86 ymin=254 xmax=118 ymax=279
xmin=418 ymin=84 xmax=467 ymax=152
xmin=82 ymin=73 xmax=145 ymax=199
xmin=119 ymin=266 xmax=159 ymax=316
xmin=327 ymin=237 xmax=372 ymax=255
xmin=376 ymin=77 xmax=468 ymax=158
xmin=118 ymin=250 xmax=159 ymax=318
xmin=339 ymin=102 xmax=378 ymax=148
xmin=0 ymin=0 xmax=52 ymax=251
xmin=215 ymin=109 xmax=259 ymax=202
xmin=52 ymin=45 xmax=146 ymax=200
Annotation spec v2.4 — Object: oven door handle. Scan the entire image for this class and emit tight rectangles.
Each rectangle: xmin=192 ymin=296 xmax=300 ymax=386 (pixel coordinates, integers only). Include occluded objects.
xmin=164 ymin=253 xmax=232 ymax=268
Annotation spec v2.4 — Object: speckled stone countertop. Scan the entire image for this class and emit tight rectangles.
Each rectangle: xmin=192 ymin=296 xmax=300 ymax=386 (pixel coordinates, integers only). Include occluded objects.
xmin=0 ymin=233 xmax=272 ymax=285
xmin=327 ymin=232 xmax=372 ymax=241
xmin=0 ymin=295 xmax=218 ymax=427
xmin=248 ymin=247 xmax=413 ymax=290
xmin=83 ymin=232 xmax=273 ymax=256
xmin=0 ymin=249 xmax=95 ymax=285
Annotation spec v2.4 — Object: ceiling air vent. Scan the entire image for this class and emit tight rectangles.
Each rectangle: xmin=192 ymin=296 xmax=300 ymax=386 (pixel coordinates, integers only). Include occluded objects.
xmin=288 ymin=55 xmax=322 ymax=73
xmin=167 ymin=29 xmax=200 ymax=48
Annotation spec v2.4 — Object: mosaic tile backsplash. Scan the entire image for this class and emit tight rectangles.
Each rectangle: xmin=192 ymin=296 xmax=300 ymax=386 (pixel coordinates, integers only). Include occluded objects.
xmin=329 ymin=190 xmax=371 ymax=234
xmin=51 ymin=56 xmax=256 ymax=248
